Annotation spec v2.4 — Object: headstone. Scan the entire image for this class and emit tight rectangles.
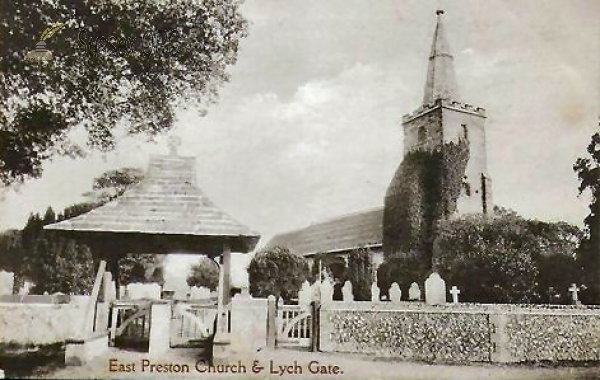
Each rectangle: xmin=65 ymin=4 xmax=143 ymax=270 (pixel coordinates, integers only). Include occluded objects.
xmin=408 ymin=282 xmax=421 ymax=301
xmin=389 ymin=282 xmax=402 ymax=302
xmin=320 ymin=280 xmax=333 ymax=304
xmin=342 ymin=281 xmax=354 ymax=302
xmin=18 ymin=281 xmax=33 ymax=296
xmin=569 ymin=283 xmax=581 ymax=305
xmin=298 ymin=281 xmax=312 ymax=305
xmin=449 ymin=286 xmax=461 ymax=304
xmin=190 ymin=286 xmax=212 ymax=300
xmin=371 ymin=283 xmax=380 ymax=302
xmin=0 ymin=271 xmax=14 ymax=296
xmin=425 ymin=272 xmax=446 ymax=305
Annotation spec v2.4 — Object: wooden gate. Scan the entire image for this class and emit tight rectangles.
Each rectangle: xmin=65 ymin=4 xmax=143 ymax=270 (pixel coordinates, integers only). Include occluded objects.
xmin=109 ymin=300 xmax=152 ymax=351
xmin=276 ymin=304 xmax=315 ymax=349
xmin=170 ymin=302 xmax=219 ymax=348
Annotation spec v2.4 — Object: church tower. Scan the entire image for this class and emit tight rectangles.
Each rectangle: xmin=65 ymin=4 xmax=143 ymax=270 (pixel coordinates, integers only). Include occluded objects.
xmin=401 ymin=10 xmax=492 ymax=214
xmin=383 ymin=10 xmax=493 ymax=259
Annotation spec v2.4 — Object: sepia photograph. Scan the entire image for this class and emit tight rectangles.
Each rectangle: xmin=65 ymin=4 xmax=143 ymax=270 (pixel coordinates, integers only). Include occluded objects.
xmin=0 ymin=0 xmax=599 ymax=379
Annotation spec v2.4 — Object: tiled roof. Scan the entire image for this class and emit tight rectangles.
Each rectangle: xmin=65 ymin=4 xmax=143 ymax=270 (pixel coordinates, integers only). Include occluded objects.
xmin=45 ymin=154 xmax=260 ymax=247
xmin=267 ymin=208 xmax=383 ymax=256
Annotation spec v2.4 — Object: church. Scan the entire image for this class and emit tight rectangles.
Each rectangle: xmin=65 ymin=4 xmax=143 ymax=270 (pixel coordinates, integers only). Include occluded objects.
xmin=267 ymin=10 xmax=493 ymax=275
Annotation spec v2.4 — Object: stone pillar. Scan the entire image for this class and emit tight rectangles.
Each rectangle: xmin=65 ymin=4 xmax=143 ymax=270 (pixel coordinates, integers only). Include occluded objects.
xmin=148 ymin=302 xmax=172 ymax=356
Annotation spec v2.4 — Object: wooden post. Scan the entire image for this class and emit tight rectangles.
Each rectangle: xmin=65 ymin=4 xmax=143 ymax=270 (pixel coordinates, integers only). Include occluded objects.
xmin=310 ymin=301 xmax=320 ymax=352
xmin=80 ymin=260 xmax=106 ymax=338
xmin=222 ymin=243 xmax=231 ymax=306
xmin=266 ymin=295 xmax=276 ymax=349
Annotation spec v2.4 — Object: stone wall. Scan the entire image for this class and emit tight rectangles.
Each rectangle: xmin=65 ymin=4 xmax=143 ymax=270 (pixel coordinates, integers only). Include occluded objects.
xmin=0 ymin=302 xmax=87 ymax=345
xmin=319 ymin=302 xmax=600 ymax=363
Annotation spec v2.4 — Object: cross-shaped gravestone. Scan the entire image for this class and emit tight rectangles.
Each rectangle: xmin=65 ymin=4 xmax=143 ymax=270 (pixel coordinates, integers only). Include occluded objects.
xmin=449 ymin=286 xmax=460 ymax=304
xmin=569 ymin=283 xmax=581 ymax=305
xmin=168 ymin=136 xmax=182 ymax=155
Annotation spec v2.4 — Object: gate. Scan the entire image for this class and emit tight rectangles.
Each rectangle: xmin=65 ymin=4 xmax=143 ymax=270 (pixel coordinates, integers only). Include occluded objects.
xmin=170 ymin=302 xmax=219 ymax=348
xmin=109 ymin=300 xmax=152 ymax=351
xmin=276 ymin=303 xmax=315 ymax=349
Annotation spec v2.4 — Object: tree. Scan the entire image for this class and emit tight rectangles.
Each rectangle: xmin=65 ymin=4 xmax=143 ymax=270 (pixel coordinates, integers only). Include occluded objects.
xmin=119 ymin=254 xmax=164 ymax=286
xmin=346 ymin=248 xmax=373 ymax=301
xmin=186 ymin=257 xmax=219 ymax=291
xmin=247 ymin=246 xmax=309 ymax=302
xmin=85 ymin=167 xmax=144 ymax=203
xmin=433 ymin=212 xmax=583 ymax=304
xmin=5 ymin=209 xmax=96 ymax=294
xmin=0 ymin=0 xmax=248 ymax=185
xmin=574 ymin=131 xmax=600 ymax=303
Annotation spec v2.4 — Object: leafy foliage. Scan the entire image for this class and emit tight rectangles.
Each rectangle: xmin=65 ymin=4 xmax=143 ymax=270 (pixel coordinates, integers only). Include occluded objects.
xmin=6 ymin=208 xmax=96 ymax=294
xmin=383 ymin=139 xmax=469 ymax=266
xmin=574 ymin=131 xmax=600 ymax=303
xmin=0 ymin=0 xmax=248 ymax=185
xmin=346 ymin=248 xmax=373 ymax=301
xmin=433 ymin=211 xmax=583 ymax=304
xmin=310 ymin=253 xmax=346 ymax=282
xmin=118 ymin=254 xmax=164 ymax=286
xmin=186 ymin=257 xmax=219 ymax=291
xmin=247 ymin=246 xmax=309 ymax=302
xmin=377 ymin=254 xmax=428 ymax=299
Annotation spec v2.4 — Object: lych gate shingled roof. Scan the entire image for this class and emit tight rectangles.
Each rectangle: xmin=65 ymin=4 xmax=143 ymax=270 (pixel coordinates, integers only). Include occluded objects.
xmin=267 ymin=208 xmax=383 ymax=257
xmin=45 ymin=154 xmax=259 ymax=251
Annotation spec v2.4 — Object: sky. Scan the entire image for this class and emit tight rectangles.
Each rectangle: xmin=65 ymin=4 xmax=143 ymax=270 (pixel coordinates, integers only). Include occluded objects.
xmin=1 ymin=0 xmax=599 ymax=287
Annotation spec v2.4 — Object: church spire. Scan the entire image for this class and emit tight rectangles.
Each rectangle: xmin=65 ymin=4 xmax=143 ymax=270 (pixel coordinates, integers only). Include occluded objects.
xmin=423 ymin=10 xmax=459 ymax=104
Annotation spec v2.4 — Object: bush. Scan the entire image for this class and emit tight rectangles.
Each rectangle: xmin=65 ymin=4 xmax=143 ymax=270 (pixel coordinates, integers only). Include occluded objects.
xmin=433 ymin=211 xmax=583 ymax=304
xmin=186 ymin=257 xmax=219 ymax=291
xmin=377 ymin=254 xmax=428 ymax=299
xmin=247 ymin=246 xmax=309 ymax=302
xmin=346 ymin=248 xmax=373 ymax=301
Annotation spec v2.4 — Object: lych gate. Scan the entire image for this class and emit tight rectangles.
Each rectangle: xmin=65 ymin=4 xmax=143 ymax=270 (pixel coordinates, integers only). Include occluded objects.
xmin=44 ymin=142 xmax=259 ymax=363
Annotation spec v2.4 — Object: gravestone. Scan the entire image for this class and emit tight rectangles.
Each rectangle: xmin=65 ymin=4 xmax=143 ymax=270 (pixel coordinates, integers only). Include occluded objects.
xmin=569 ymin=283 xmax=581 ymax=305
xmin=408 ymin=282 xmax=421 ymax=301
xmin=298 ymin=281 xmax=312 ymax=305
xmin=342 ymin=281 xmax=354 ymax=302
xmin=449 ymin=286 xmax=460 ymax=304
xmin=320 ymin=280 xmax=333 ymax=304
xmin=371 ymin=283 xmax=380 ymax=302
xmin=0 ymin=271 xmax=14 ymax=296
xmin=425 ymin=272 xmax=446 ymax=305
xmin=190 ymin=286 xmax=212 ymax=300
xmin=389 ymin=282 xmax=402 ymax=302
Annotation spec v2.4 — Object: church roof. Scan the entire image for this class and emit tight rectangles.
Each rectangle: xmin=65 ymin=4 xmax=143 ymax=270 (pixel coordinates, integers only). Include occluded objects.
xmin=44 ymin=152 xmax=260 ymax=252
xmin=423 ymin=10 xmax=459 ymax=104
xmin=267 ymin=208 xmax=383 ymax=257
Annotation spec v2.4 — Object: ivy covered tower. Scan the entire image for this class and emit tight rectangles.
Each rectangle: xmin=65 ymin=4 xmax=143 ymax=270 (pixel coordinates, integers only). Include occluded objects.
xmin=383 ymin=10 xmax=493 ymax=259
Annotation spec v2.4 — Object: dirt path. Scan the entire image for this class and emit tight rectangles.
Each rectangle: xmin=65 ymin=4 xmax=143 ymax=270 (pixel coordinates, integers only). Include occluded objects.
xmin=40 ymin=347 xmax=600 ymax=380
